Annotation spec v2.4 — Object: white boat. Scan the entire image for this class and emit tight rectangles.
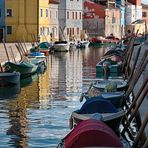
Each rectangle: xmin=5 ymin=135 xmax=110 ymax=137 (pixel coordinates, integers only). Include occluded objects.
xmin=76 ymin=40 xmax=90 ymax=48
xmin=53 ymin=41 xmax=70 ymax=52
xmin=81 ymin=40 xmax=90 ymax=48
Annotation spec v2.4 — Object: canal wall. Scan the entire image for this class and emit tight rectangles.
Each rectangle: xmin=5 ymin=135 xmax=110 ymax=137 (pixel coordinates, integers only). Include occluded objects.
xmin=131 ymin=41 xmax=148 ymax=138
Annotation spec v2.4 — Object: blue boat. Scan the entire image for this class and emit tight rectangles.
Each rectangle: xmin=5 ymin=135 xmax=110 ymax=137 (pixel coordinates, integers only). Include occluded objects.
xmin=83 ymin=92 xmax=125 ymax=108
xmin=96 ymin=58 xmax=123 ymax=78
xmin=69 ymin=98 xmax=124 ymax=133
xmin=29 ymin=52 xmax=45 ymax=57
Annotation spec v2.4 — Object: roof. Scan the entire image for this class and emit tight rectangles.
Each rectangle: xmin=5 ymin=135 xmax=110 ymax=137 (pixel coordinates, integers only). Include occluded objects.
xmin=84 ymin=0 xmax=105 ymax=19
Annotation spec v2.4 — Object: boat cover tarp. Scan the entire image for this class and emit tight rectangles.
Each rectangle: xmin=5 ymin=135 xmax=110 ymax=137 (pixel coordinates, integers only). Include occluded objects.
xmin=77 ymin=98 xmax=118 ymax=114
xmin=64 ymin=119 xmax=123 ymax=147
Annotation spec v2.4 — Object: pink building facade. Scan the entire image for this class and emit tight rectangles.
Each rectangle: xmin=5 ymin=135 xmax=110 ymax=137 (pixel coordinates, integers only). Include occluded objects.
xmin=83 ymin=0 xmax=121 ymax=38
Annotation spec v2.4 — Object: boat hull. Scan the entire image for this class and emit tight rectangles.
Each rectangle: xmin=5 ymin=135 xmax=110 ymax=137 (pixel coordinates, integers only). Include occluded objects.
xmin=58 ymin=119 xmax=123 ymax=148
xmin=96 ymin=59 xmax=123 ymax=78
xmin=4 ymin=61 xmax=38 ymax=79
xmin=54 ymin=44 xmax=70 ymax=52
xmin=84 ymin=92 xmax=125 ymax=108
xmin=92 ymin=79 xmax=128 ymax=92
xmin=0 ymin=72 xmax=20 ymax=87
xmin=69 ymin=99 xmax=124 ymax=132
xmin=70 ymin=110 xmax=124 ymax=133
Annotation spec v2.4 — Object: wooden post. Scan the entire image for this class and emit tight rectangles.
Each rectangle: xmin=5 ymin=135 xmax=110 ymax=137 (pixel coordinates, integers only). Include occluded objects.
xmin=23 ymin=36 xmax=28 ymax=54
xmin=126 ymin=77 xmax=148 ymax=116
xmin=18 ymin=40 xmax=26 ymax=55
xmin=9 ymin=46 xmax=16 ymax=63
xmin=128 ymin=45 xmax=142 ymax=81
xmin=15 ymin=44 xmax=23 ymax=60
xmin=2 ymin=39 xmax=10 ymax=62
xmin=122 ymin=85 xmax=148 ymax=135
xmin=142 ymin=138 xmax=148 ymax=148
xmin=126 ymin=51 xmax=148 ymax=97
xmin=132 ymin=114 xmax=148 ymax=148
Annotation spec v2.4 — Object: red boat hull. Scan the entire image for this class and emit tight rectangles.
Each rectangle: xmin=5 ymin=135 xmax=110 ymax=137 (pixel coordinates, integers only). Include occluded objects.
xmin=64 ymin=119 xmax=123 ymax=147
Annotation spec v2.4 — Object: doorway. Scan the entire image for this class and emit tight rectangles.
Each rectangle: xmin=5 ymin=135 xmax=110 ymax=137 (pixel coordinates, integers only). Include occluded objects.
xmin=0 ymin=29 xmax=3 ymax=42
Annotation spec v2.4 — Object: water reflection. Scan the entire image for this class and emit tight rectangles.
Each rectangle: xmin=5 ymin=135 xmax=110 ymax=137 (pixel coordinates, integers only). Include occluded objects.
xmin=38 ymin=57 xmax=51 ymax=108
xmin=0 ymin=84 xmax=20 ymax=99
xmin=6 ymin=75 xmax=39 ymax=148
xmin=0 ymin=46 xmax=108 ymax=147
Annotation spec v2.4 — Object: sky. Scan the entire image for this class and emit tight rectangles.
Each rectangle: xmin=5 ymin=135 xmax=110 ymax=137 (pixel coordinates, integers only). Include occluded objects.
xmin=142 ymin=0 xmax=148 ymax=4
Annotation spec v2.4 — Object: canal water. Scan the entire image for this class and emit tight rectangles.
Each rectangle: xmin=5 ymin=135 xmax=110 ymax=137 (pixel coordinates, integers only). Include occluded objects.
xmin=0 ymin=46 xmax=108 ymax=148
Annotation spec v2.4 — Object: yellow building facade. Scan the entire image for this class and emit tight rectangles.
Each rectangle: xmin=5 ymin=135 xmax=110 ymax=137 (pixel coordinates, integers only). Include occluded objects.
xmin=5 ymin=0 xmax=50 ymax=42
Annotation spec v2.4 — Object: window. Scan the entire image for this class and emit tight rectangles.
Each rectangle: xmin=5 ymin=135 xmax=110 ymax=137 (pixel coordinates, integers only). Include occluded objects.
xmin=7 ymin=26 xmax=12 ymax=34
xmin=67 ymin=28 xmax=69 ymax=35
xmin=46 ymin=9 xmax=48 ymax=17
xmin=79 ymin=12 xmax=82 ymax=19
xmin=77 ymin=28 xmax=79 ymax=35
xmin=76 ymin=12 xmax=77 ymax=19
xmin=40 ymin=9 xmax=43 ymax=17
xmin=72 ymin=12 xmax=74 ymax=19
xmin=142 ymin=12 xmax=147 ymax=17
xmin=6 ymin=9 xmax=12 ymax=17
xmin=67 ymin=11 xmax=69 ymax=19
xmin=72 ymin=28 xmax=74 ymax=35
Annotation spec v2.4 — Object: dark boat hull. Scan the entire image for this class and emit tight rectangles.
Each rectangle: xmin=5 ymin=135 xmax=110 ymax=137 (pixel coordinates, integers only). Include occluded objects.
xmin=69 ymin=99 xmax=125 ymax=132
xmin=0 ymin=72 xmax=20 ymax=87
xmin=4 ymin=61 xmax=38 ymax=79
xmin=4 ymin=61 xmax=33 ymax=74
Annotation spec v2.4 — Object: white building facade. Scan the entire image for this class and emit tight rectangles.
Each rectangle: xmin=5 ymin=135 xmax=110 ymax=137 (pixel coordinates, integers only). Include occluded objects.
xmin=58 ymin=0 xmax=83 ymax=41
xmin=49 ymin=0 xmax=59 ymax=41
xmin=126 ymin=4 xmax=142 ymax=25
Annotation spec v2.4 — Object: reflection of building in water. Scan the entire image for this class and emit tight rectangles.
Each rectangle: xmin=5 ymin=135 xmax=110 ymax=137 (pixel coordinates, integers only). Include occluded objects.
xmin=6 ymin=75 xmax=39 ymax=148
xmin=50 ymin=51 xmax=83 ymax=100
xmin=82 ymin=46 xmax=107 ymax=78
xmin=50 ymin=52 xmax=67 ymax=99
xmin=38 ymin=57 xmax=51 ymax=108
xmin=66 ymin=50 xmax=82 ymax=94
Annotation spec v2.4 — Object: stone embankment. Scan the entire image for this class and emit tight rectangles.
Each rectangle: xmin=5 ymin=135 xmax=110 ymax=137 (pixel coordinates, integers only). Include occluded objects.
xmin=0 ymin=42 xmax=32 ymax=64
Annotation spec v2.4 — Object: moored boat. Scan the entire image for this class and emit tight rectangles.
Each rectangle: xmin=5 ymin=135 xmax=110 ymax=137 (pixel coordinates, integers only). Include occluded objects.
xmin=37 ymin=42 xmax=51 ymax=55
xmin=92 ymin=79 xmax=128 ymax=92
xmin=0 ymin=72 xmax=20 ymax=87
xmin=76 ymin=40 xmax=90 ymax=48
xmin=96 ymin=58 xmax=123 ymax=78
xmin=30 ymin=58 xmax=46 ymax=73
xmin=58 ymin=119 xmax=124 ymax=148
xmin=4 ymin=61 xmax=38 ymax=78
xmin=89 ymin=35 xmax=119 ymax=46
xmin=53 ymin=41 xmax=70 ymax=52
xmin=69 ymin=99 xmax=125 ymax=132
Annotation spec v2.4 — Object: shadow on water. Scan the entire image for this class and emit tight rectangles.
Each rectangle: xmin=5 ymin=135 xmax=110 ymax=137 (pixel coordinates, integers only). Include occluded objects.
xmin=0 ymin=84 xmax=21 ymax=99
